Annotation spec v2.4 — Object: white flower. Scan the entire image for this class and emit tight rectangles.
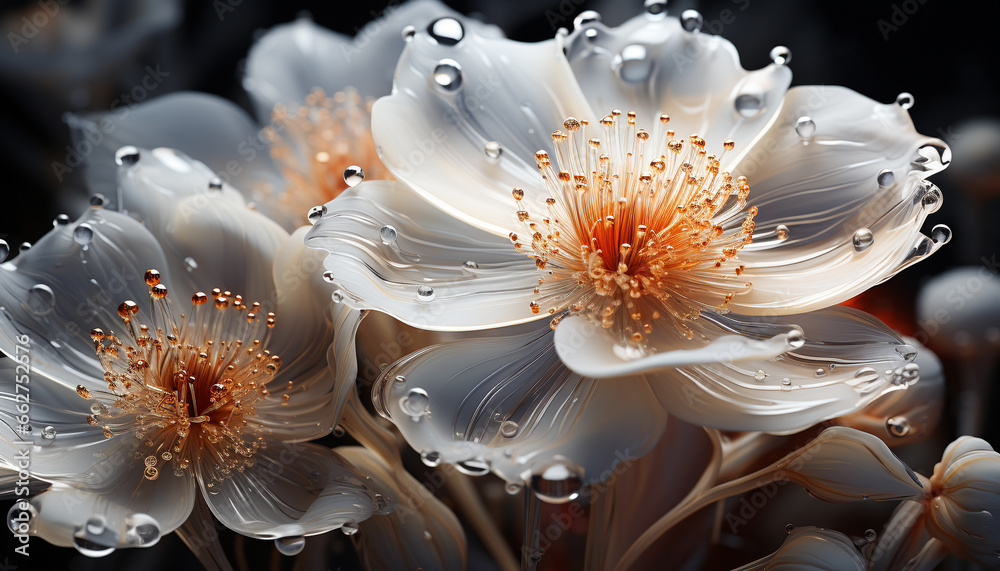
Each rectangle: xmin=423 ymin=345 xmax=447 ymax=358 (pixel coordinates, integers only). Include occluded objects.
xmin=0 ymin=148 xmax=391 ymax=554
xmin=753 ymin=526 xmax=866 ymax=571
xmin=307 ymin=7 xmax=948 ymax=487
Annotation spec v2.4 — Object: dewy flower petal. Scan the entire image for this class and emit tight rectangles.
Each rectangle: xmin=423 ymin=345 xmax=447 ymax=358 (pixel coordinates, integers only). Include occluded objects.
xmin=757 ymin=526 xmax=866 ymax=571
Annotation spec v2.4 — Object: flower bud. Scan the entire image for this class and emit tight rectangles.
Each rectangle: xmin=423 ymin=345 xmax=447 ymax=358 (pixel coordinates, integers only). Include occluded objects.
xmin=766 ymin=527 xmax=865 ymax=570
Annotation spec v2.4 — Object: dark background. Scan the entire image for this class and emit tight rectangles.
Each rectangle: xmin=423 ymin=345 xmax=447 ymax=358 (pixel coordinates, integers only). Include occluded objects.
xmin=0 ymin=0 xmax=998 ymax=569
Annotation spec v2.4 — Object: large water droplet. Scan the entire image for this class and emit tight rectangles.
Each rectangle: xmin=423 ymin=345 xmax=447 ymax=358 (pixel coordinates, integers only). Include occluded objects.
xmin=89 ymin=194 xmax=106 ymax=207
xmin=416 ymin=285 xmax=435 ymax=302
xmin=54 ymin=214 xmax=70 ymax=226
xmin=420 ymin=450 xmax=441 ymax=467
xmin=919 ymin=181 xmax=942 ymax=210
xmin=73 ymin=224 xmax=94 ymax=246
xmin=930 ymin=224 xmax=951 ymax=244
xmin=794 ymin=116 xmax=815 ymax=138
xmin=379 ymin=225 xmax=398 ymax=245
xmin=644 ymin=0 xmax=668 ymax=16
xmin=680 ymin=9 xmax=703 ymax=32
xmin=275 ymin=535 xmax=305 ymax=556
xmin=401 ymin=25 xmax=416 ymax=41
xmin=115 ymin=146 xmax=140 ymax=166
xmin=428 ymin=17 xmax=464 ymax=45
xmin=341 ymin=520 xmax=359 ymax=536
xmin=41 ymin=426 xmax=56 ymax=440
xmin=787 ymin=329 xmax=805 ymax=349
xmin=456 ymin=458 xmax=491 ymax=476
xmin=73 ymin=516 xmax=117 ymax=557
xmin=734 ymin=92 xmax=763 ymax=118
xmin=886 ymin=416 xmax=910 ymax=437
xmin=331 ymin=290 xmax=345 ymax=303
xmin=7 ymin=501 xmax=37 ymax=535
xmin=852 ymin=228 xmax=874 ymax=252
xmin=433 ymin=60 xmax=462 ymax=91
xmin=864 ymin=529 xmax=877 ymax=542
xmin=895 ymin=92 xmax=914 ymax=110
xmin=531 ymin=464 xmax=584 ymax=504
xmin=573 ymin=10 xmax=601 ymax=29
xmin=124 ymin=513 xmax=161 ymax=547
xmin=343 ymin=165 xmax=364 ymax=187
xmin=27 ymin=284 xmax=55 ymax=315
xmin=500 ymin=420 xmax=519 ymax=438
xmin=769 ymin=46 xmax=791 ymax=65
xmin=307 ymin=205 xmax=327 ymax=225
xmin=401 ymin=388 xmax=430 ymax=416
xmin=877 ymin=169 xmax=895 ymax=188
xmin=322 ymin=270 xmax=336 ymax=283
xmin=753 ymin=370 xmax=767 ymax=381
xmin=484 ymin=141 xmax=503 ymax=160
xmin=775 ymin=224 xmax=790 ymax=240
xmin=613 ymin=44 xmax=651 ymax=84
xmin=0 ymin=239 xmax=9 ymax=262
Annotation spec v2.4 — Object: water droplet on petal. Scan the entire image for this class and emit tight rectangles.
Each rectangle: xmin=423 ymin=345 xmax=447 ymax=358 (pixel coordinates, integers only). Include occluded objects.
xmin=115 ymin=146 xmax=140 ymax=166
xmin=73 ymin=516 xmax=117 ymax=557
xmin=644 ymin=0 xmax=668 ymax=16
xmin=401 ymin=25 xmax=415 ymax=41
xmin=734 ymin=92 xmax=763 ymax=118
xmin=794 ymin=116 xmax=815 ymax=138
xmin=919 ymin=181 xmax=942 ymax=210
xmin=775 ymin=224 xmax=790 ymax=240
xmin=307 ymin=205 xmax=327 ymax=225
xmin=341 ymin=520 xmax=359 ymax=536
xmin=73 ymin=224 xmax=94 ymax=246
xmin=787 ymin=329 xmax=805 ymax=349
xmin=207 ymin=178 xmax=223 ymax=191
xmin=7 ymin=501 xmax=37 ymax=535
xmin=379 ymin=225 xmax=398 ymax=245
xmin=877 ymin=169 xmax=895 ymax=188
xmin=785 ymin=523 xmax=795 ymax=533
xmin=275 ymin=535 xmax=305 ymax=556
xmin=343 ymin=165 xmax=364 ymax=187
xmin=416 ymin=285 xmax=435 ymax=302
xmin=54 ymin=214 xmax=70 ymax=226
xmin=614 ymin=44 xmax=651 ymax=83
xmin=0 ymin=240 xmax=8 ymax=262
xmin=27 ymin=284 xmax=55 ymax=315
xmin=680 ymin=9 xmax=703 ymax=32
xmin=573 ymin=10 xmax=601 ymax=29
xmin=531 ymin=464 xmax=584 ymax=504
xmin=814 ymin=368 xmax=827 ymax=377
xmin=41 ymin=426 xmax=56 ymax=440
xmin=183 ymin=257 xmax=198 ymax=271
xmin=322 ymin=270 xmax=336 ymax=283
xmin=853 ymin=228 xmax=874 ymax=252
xmin=463 ymin=260 xmax=479 ymax=270
xmin=89 ymin=194 xmax=105 ymax=207
xmin=456 ymin=459 xmax=491 ymax=476
xmin=428 ymin=17 xmax=464 ymax=45
xmin=331 ymin=290 xmax=345 ymax=303
xmin=500 ymin=420 xmax=519 ymax=437
xmin=484 ymin=141 xmax=503 ymax=160
xmin=886 ymin=416 xmax=911 ymax=437
xmin=505 ymin=481 xmax=523 ymax=495
xmin=400 ymin=388 xmax=430 ymax=417
xmin=751 ymin=370 xmax=766 ymax=381
xmin=420 ymin=450 xmax=441 ymax=467
xmin=864 ymin=529 xmax=877 ymax=542
xmin=896 ymin=92 xmax=914 ymax=110
xmin=769 ymin=46 xmax=791 ymax=65
xmin=433 ymin=60 xmax=462 ymax=91
xmin=124 ymin=513 xmax=161 ymax=547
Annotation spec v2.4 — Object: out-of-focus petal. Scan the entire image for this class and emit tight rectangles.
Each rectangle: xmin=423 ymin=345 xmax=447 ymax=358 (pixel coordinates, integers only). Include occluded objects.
xmin=727 ymin=86 xmax=950 ymax=314
xmin=306 ymin=181 xmax=541 ymax=330
xmin=563 ymin=12 xmax=791 ymax=156
xmin=648 ymin=307 xmax=921 ymax=433
xmin=754 ymin=526 xmax=866 ymax=571
xmin=115 ymin=147 xmax=288 ymax=301
xmin=201 ymin=441 xmax=390 ymax=539
xmin=0 ymin=208 xmax=169 ymax=390
xmin=68 ymin=93 xmax=282 ymax=209
xmin=372 ymin=321 xmax=666 ymax=489
xmin=780 ymin=427 xmax=923 ymax=502
xmin=338 ymin=446 xmax=466 ymax=571
xmin=371 ymin=27 xmax=595 ymax=236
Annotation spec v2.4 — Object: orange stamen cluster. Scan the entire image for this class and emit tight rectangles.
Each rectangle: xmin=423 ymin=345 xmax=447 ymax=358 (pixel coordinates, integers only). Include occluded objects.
xmin=80 ymin=269 xmax=283 ymax=491
xmin=263 ymin=87 xmax=389 ymax=214
xmin=512 ymin=110 xmax=757 ymax=345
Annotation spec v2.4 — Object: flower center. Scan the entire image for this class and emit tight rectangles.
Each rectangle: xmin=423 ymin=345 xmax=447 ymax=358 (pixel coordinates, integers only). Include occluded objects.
xmin=511 ymin=110 xmax=757 ymax=345
xmin=263 ymin=88 xmax=389 ymax=215
xmin=78 ymin=269 xmax=283 ymax=490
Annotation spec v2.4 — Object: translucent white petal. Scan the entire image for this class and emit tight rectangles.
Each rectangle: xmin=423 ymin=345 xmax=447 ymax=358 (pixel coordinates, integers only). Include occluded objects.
xmin=115 ymin=147 xmax=289 ymax=301
xmin=647 ymin=307 xmax=921 ymax=433
xmin=305 ymin=181 xmax=541 ymax=330
xmin=0 ymin=209 xmax=169 ymax=391
xmin=68 ymin=93 xmax=282 ymax=209
xmin=27 ymin=469 xmax=194 ymax=549
xmin=765 ymin=526 xmax=866 ymax=570
xmin=371 ymin=29 xmax=596 ymax=235
xmin=254 ymin=228 xmax=362 ymax=440
xmin=372 ymin=321 xmax=666 ymax=486
xmin=201 ymin=441 xmax=389 ymax=539
xmin=728 ymin=85 xmax=950 ymax=314
xmin=244 ymin=1 xmax=498 ymax=119
xmin=563 ymin=12 xmax=791 ymax=154
xmin=338 ymin=446 xmax=466 ymax=571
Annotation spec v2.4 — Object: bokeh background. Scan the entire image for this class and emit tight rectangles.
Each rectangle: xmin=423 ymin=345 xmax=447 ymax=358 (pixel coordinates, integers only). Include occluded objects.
xmin=1 ymin=0 xmax=999 ymax=569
